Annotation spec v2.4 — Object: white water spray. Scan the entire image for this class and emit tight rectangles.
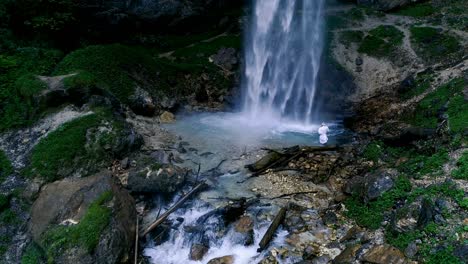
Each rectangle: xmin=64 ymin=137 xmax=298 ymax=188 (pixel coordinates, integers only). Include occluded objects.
xmin=242 ymin=0 xmax=325 ymax=125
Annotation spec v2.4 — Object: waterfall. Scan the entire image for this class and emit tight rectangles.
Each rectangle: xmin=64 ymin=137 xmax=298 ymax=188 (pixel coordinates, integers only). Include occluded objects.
xmin=242 ymin=0 xmax=325 ymax=126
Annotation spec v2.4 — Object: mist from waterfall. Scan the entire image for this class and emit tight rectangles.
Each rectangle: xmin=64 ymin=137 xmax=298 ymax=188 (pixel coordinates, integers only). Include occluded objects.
xmin=242 ymin=0 xmax=325 ymax=127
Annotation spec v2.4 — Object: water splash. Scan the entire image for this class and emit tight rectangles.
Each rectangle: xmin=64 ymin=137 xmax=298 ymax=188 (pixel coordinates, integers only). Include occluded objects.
xmin=242 ymin=0 xmax=326 ymax=125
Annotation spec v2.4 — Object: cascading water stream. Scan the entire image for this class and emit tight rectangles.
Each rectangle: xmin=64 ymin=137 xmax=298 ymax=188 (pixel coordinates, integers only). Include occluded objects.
xmin=242 ymin=0 xmax=325 ymax=126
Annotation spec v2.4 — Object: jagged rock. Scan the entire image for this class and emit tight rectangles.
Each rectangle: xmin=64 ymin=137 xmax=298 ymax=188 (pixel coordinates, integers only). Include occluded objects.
xmin=333 ymin=244 xmax=361 ymax=264
xmin=207 ymin=255 xmax=234 ymax=264
xmin=391 ymin=201 xmax=419 ymax=233
xmin=258 ymin=255 xmax=279 ymax=264
xmin=233 ymin=215 xmax=254 ymax=245
xmin=363 ymin=244 xmax=407 ymax=264
xmin=127 ymin=164 xmax=187 ymax=193
xmin=398 ymin=75 xmax=415 ymax=94
xmin=29 ymin=171 xmax=135 ymax=264
xmin=189 ymin=243 xmax=209 ymax=261
xmin=160 ymin=111 xmax=176 ymax=123
xmin=344 ymin=169 xmax=398 ymax=202
xmin=453 ymin=244 xmax=468 ymax=261
xmin=322 ymin=211 xmax=338 ymax=226
xmin=417 ymin=198 xmax=435 ymax=228
xmin=210 ymin=47 xmax=238 ymax=71
xmin=129 ymin=87 xmax=156 ymax=116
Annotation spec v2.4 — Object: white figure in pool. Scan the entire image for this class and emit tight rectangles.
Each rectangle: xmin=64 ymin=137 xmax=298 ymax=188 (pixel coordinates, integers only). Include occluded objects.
xmin=318 ymin=123 xmax=329 ymax=145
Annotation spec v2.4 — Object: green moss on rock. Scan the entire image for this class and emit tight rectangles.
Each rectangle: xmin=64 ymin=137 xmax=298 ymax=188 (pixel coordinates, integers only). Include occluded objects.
xmin=410 ymin=27 xmax=460 ymax=63
xmin=42 ymin=191 xmax=113 ymax=262
xmin=0 ymin=150 xmax=13 ymax=182
xmin=358 ymin=25 xmax=404 ymax=57
xmin=395 ymin=2 xmax=435 ymax=17
xmin=452 ymin=151 xmax=467 ymax=180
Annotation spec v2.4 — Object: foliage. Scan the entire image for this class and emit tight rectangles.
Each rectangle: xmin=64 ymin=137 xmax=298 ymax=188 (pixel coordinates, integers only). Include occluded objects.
xmin=42 ymin=191 xmax=113 ymax=261
xmin=21 ymin=243 xmax=45 ymax=264
xmin=395 ymin=2 xmax=435 ymax=17
xmin=410 ymin=27 xmax=460 ymax=62
xmin=405 ymin=78 xmax=465 ymax=129
xmin=0 ymin=208 xmax=17 ymax=224
xmin=0 ymin=150 xmax=13 ymax=182
xmin=425 ymin=246 xmax=463 ymax=264
xmin=397 ymin=149 xmax=449 ymax=177
xmin=447 ymin=95 xmax=468 ymax=133
xmin=344 ymin=8 xmax=365 ymax=21
xmin=452 ymin=151 xmax=467 ymax=180
xmin=363 ymin=141 xmax=383 ymax=162
xmin=339 ymin=30 xmax=364 ymax=44
xmin=358 ymin=25 xmax=404 ymax=57
xmin=399 ymin=73 xmax=433 ymax=100
xmin=345 ymin=176 xmax=412 ymax=229
xmin=386 ymin=229 xmax=421 ymax=250
xmin=0 ymin=194 xmax=8 ymax=212
xmin=25 ymin=114 xmax=102 ymax=182
xmin=0 ymin=48 xmax=63 ymax=132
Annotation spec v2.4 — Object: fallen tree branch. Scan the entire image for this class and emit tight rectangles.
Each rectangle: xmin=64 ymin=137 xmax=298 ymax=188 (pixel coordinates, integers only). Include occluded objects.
xmin=262 ymin=191 xmax=318 ymax=200
xmin=257 ymin=207 xmax=287 ymax=252
xmin=141 ymin=181 xmax=207 ymax=237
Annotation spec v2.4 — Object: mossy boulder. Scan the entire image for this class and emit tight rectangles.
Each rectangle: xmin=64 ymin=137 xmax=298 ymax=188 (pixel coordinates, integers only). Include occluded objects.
xmin=29 ymin=171 xmax=135 ymax=264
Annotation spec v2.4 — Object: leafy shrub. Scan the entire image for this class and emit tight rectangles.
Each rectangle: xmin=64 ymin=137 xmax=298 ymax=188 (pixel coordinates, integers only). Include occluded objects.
xmin=0 ymin=150 xmax=13 ymax=182
xmin=339 ymin=30 xmax=364 ymax=44
xmin=363 ymin=141 xmax=383 ymax=162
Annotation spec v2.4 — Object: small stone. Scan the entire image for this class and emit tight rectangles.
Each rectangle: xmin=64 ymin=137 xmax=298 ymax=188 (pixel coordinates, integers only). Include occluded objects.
xmin=207 ymin=255 xmax=234 ymax=264
xmin=355 ymin=57 xmax=363 ymax=66
xmin=160 ymin=111 xmax=175 ymax=123
xmin=189 ymin=243 xmax=209 ymax=261
xmin=333 ymin=244 xmax=361 ymax=264
xmin=405 ymin=242 xmax=418 ymax=258
xmin=322 ymin=211 xmax=338 ymax=226
xmin=363 ymin=244 xmax=406 ymax=264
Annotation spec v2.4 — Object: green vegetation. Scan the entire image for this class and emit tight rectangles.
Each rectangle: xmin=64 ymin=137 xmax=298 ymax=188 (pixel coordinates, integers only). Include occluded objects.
xmin=345 ymin=176 xmax=412 ymax=229
xmin=0 ymin=194 xmax=8 ymax=211
xmin=447 ymin=95 xmax=468 ymax=133
xmin=363 ymin=141 xmax=383 ymax=162
xmin=0 ymin=48 xmax=63 ymax=132
xmin=410 ymin=27 xmax=460 ymax=62
xmin=339 ymin=30 xmax=364 ymax=45
xmin=452 ymin=151 xmax=467 ymax=180
xmin=397 ymin=149 xmax=449 ymax=176
xmin=399 ymin=73 xmax=433 ymax=100
xmin=344 ymin=8 xmax=365 ymax=21
xmin=25 ymin=114 xmax=101 ymax=181
xmin=425 ymin=246 xmax=463 ymax=264
xmin=395 ymin=2 xmax=435 ymax=17
xmin=405 ymin=78 xmax=465 ymax=130
xmin=54 ymin=44 xmax=161 ymax=104
xmin=358 ymin=25 xmax=404 ymax=57
xmin=21 ymin=243 xmax=45 ymax=264
xmin=42 ymin=191 xmax=113 ymax=262
xmin=0 ymin=208 xmax=17 ymax=224
xmin=0 ymin=150 xmax=13 ymax=182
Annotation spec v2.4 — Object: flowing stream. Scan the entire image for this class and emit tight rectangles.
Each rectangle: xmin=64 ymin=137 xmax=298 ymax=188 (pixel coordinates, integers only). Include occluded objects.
xmin=143 ymin=113 xmax=349 ymax=264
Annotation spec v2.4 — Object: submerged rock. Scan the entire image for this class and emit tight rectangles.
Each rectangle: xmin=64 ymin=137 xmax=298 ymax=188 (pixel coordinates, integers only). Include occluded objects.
xmin=207 ymin=255 xmax=234 ymax=264
xmin=160 ymin=111 xmax=176 ymax=123
xmin=189 ymin=243 xmax=209 ymax=261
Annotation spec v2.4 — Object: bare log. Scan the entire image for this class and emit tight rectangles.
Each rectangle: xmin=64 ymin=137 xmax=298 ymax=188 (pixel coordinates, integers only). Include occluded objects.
xmin=141 ymin=181 xmax=207 ymax=237
xmin=257 ymin=207 xmax=287 ymax=252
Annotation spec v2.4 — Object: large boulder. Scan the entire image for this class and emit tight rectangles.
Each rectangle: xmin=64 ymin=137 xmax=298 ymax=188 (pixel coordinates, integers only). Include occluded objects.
xmin=126 ymin=163 xmax=188 ymax=193
xmin=29 ymin=171 xmax=136 ymax=264
xmin=356 ymin=0 xmax=424 ymax=11
xmin=344 ymin=168 xmax=398 ymax=202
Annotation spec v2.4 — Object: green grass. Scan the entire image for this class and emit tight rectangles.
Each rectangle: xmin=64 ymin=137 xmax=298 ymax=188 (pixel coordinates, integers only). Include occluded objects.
xmin=410 ymin=27 xmax=460 ymax=62
xmin=398 ymin=149 xmax=449 ymax=176
xmin=395 ymin=2 xmax=435 ymax=18
xmin=339 ymin=30 xmax=364 ymax=45
xmin=25 ymin=114 xmax=101 ymax=181
xmin=363 ymin=141 xmax=383 ymax=162
xmin=21 ymin=243 xmax=45 ymax=264
xmin=399 ymin=73 xmax=433 ymax=100
xmin=344 ymin=8 xmax=365 ymax=21
xmin=0 ymin=48 xmax=63 ymax=131
xmin=345 ymin=176 xmax=412 ymax=229
xmin=425 ymin=246 xmax=463 ymax=264
xmin=358 ymin=25 xmax=404 ymax=57
xmin=405 ymin=78 xmax=465 ymax=129
xmin=42 ymin=191 xmax=113 ymax=262
xmin=0 ymin=194 xmax=8 ymax=211
xmin=447 ymin=95 xmax=468 ymax=133
xmin=452 ymin=151 xmax=467 ymax=180
xmin=0 ymin=150 xmax=13 ymax=182
xmin=0 ymin=208 xmax=17 ymax=224
xmin=54 ymin=44 xmax=161 ymax=104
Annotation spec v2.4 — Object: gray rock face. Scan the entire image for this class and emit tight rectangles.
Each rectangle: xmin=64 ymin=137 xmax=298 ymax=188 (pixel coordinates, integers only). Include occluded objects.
xmin=356 ymin=0 xmax=424 ymax=11
xmin=210 ymin=48 xmax=238 ymax=71
xmin=344 ymin=168 xmax=398 ymax=202
xmin=29 ymin=171 xmax=136 ymax=264
xmin=127 ymin=163 xmax=187 ymax=193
